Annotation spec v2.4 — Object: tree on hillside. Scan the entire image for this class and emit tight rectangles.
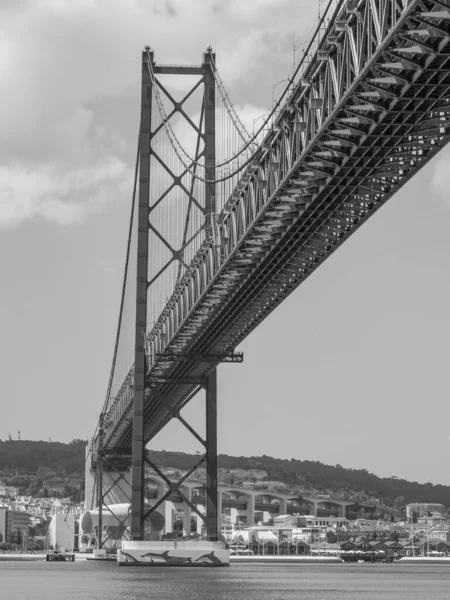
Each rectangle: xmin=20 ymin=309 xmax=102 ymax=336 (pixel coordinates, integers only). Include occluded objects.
xmin=393 ymin=496 xmax=406 ymax=508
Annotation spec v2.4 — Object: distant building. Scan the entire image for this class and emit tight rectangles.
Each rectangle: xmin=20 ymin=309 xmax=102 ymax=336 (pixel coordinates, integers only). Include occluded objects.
xmin=406 ymin=503 xmax=445 ymax=519
xmin=298 ymin=515 xmax=348 ymax=529
xmin=273 ymin=515 xmax=296 ymax=528
xmin=428 ymin=528 xmax=450 ymax=542
xmin=417 ymin=511 xmax=448 ymax=527
xmin=0 ymin=508 xmax=30 ymax=542
xmin=221 ymin=522 xmax=236 ymax=542
xmin=0 ymin=483 xmax=20 ymax=498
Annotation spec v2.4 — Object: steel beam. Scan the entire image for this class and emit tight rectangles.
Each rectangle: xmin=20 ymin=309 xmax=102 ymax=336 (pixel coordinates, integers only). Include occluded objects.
xmin=97 ymin=424 xmax=104 ymax=549
xmin=155 ymin=352 xmax=244 ymax=363
xmin=153 ymin=66 xmax=203 ymax=75
xmin=130 ymin=49 xmax=152 ymax=541
xmin=205 ymin=368 xmax=218 ymax=541
xmin=203 ymin=48 xmax=216 ymax=231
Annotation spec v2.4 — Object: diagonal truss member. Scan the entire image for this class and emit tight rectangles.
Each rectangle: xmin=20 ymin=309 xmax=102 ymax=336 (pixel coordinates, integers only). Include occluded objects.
xmin=141 ymin=368 xmax=223 ymax=539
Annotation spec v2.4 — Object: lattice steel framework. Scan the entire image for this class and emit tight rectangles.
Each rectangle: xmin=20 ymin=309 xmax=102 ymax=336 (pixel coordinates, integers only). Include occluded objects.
xmin=129 ymin=49 xmax=226 ymax=540
xmin=93 ymin=0 xmax=450 ymax=539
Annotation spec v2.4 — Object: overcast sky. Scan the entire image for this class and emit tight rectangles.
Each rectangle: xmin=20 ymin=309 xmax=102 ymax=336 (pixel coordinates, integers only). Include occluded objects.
xmin=2 ymin=0 xmax=450 ymax=486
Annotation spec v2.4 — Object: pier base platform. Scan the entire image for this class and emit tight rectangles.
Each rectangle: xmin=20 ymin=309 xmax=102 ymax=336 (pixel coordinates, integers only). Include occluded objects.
xmin=118 ymin=541 xmax=229 ymax=566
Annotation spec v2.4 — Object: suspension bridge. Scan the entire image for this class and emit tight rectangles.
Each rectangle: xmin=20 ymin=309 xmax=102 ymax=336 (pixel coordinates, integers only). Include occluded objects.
xmin=85 ymin=0 xmax=450 ymax=552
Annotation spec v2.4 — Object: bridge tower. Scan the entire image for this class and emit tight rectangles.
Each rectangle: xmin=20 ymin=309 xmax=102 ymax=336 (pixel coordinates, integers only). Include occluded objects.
xmin=131 ymin=47 xmax=219 ymax=542
xmin=87 ymin=45 xmax=246 ymax=552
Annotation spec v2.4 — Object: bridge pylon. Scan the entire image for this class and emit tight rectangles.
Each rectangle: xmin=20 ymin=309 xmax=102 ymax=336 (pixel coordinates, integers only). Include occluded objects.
xmin=130 ymin=47 xmax=223 ymax=542
xmin=87 ymin=46 xmax=244 ymax=547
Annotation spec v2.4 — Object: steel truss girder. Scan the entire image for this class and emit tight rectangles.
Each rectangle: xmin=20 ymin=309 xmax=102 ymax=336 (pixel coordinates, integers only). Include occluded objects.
xmin=100 ymin=0 xmax=450 ymax=452
xmin=155 ymin=351 xmax=244 ymax=363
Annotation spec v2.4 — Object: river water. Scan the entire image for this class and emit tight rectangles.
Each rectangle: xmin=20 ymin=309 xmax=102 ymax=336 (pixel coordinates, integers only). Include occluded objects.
xmin=1 ymin=562 xmax=450 ymax=599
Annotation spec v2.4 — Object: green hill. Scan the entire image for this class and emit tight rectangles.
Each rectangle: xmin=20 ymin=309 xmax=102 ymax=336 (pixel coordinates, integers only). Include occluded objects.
xmin=0 ymin=440 xmax=449 ymax=509
xmin=0 ymin=439 xmax=86 ymax=501
xmin=146 ymin=450 xmax=450 ymax=508
xmin=0 ymin=439 xmax=86 ymax=475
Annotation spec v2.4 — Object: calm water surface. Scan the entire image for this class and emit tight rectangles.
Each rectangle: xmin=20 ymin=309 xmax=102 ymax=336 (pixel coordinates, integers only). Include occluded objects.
xmin=1 ymin=562 xmax=450 ymax=599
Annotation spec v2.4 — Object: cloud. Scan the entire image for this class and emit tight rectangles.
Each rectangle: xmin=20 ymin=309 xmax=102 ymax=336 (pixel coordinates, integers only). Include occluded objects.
xmin=1 ymin=0 xmax=318 ymax=228
xmin=0 ymin=156 xmax=131 ymax=228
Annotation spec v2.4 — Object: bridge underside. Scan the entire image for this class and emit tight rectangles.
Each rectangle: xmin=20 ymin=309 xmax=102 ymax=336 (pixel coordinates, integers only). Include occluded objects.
xmin=103 ymin=0 xmax=450 ymax=454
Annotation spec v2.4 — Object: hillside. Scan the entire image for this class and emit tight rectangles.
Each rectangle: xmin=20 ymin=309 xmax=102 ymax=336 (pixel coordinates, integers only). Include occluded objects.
xmin=0 ymin=440 xmax=86 ymax=474
xmin=1 ymin=440 xmax=449 ymax=509
xmin=146 ymin=450 xmax=450 ymax=508
xmin=0 ymin=439 xmax=86 ymax=501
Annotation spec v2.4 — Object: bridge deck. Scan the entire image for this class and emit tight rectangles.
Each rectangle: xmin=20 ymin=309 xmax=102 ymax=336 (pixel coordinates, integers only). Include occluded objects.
xmin=100 ymin=0 xmax=450 ymax=455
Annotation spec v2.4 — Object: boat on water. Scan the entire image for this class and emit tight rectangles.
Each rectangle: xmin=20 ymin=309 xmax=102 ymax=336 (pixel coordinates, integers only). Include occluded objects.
xmin=45 ymin=550 xmax=75 ymax=562
xmin=340 ymin=550 xmax=392 ymax=563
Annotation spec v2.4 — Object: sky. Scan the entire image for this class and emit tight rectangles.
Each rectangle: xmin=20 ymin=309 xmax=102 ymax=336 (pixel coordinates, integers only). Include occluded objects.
xmin=2 ymin=0 xmax=450 ymax=486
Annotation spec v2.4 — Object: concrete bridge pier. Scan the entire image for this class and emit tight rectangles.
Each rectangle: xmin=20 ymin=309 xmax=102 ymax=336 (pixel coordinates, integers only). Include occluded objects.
xmin=218 ymin=490 xmax=223 ymax=527
xmin=194 ymin=505 xmax=205 ymax=534
xmin=309 ymin=501 xmax=319 ymax=517
xmin=163 ymin=501 xmax=174 ymax=534
xmin=246 ymin=495 xmax=255 ymax=526
xmin=182 ymin=487 xmax=192 ymax=536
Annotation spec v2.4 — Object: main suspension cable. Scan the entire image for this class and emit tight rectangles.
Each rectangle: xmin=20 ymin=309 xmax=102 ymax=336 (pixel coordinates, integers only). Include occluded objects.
xmin=210 ymin=54 xmax=255 ymax=148
xmin=145 ymin=0 xmax=343 ymax=183
xmin=96 ymin=132 xmax=140 ymax=438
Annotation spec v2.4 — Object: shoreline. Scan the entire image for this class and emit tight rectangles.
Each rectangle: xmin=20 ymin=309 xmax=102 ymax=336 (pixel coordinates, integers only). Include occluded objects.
xmin=230 ymin=555 xmax=343 ymax=563
xmin=3 ymin=553 xmax=450 ymax=566
xmin=0 ymin=553 xmax=90 ymax=562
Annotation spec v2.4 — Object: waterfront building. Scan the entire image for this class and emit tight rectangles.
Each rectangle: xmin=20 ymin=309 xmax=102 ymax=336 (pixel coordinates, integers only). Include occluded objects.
xmin=291 ymin=527 xmax=325 ymax=544
xmin=0 ymin=507 xmax=31 ymax=542
xmin=417 ymin=539 xmax=450 ymax=555
xmin=220 ymin=522 xmax=237 ymax=542
xmin=402 ymin=541 xmax=421 ymax=556
xmin=427 ymin=527 xmax=450 ymax=541
xmin=47 ymin=512 xmax=76 ymax=550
